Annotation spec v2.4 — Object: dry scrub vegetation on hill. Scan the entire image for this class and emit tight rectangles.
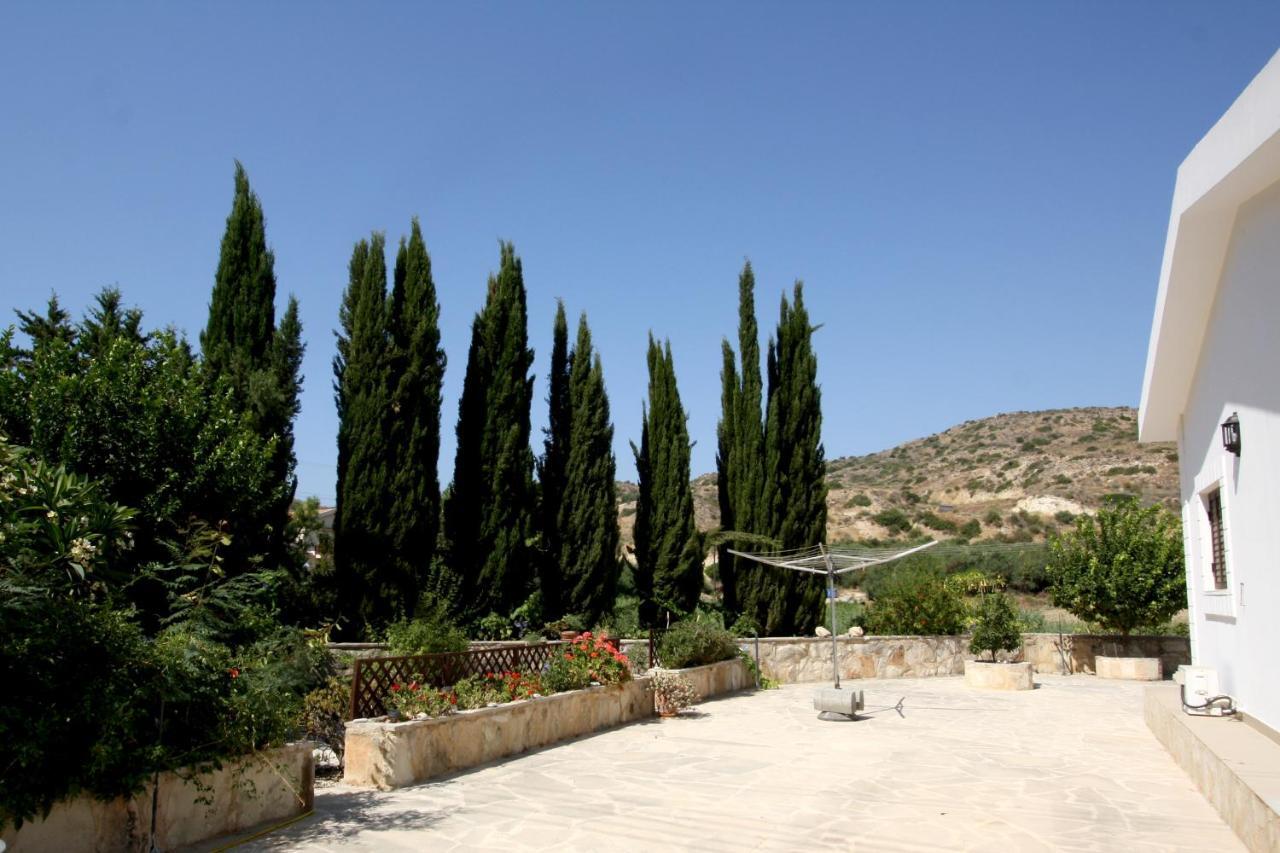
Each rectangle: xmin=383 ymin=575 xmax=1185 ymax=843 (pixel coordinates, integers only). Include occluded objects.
xmin=618 ymin=406 xmax=1177 ymax=547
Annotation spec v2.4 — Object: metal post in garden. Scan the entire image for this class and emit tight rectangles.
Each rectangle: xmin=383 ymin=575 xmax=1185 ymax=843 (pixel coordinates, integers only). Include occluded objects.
xmin=820 ymin=544 xmax=840 ymax=689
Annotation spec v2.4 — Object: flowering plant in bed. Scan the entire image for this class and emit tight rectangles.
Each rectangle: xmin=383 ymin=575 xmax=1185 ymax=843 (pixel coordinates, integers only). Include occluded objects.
xmin=386 ymin=681 xmax=457 ymax=720
xmin=542 ymin=631 xmax=631 ymax=692
xmin=454 ymin=671 xmax=544 ymax=709
xmin=649 ymin=669 xmax=699 ymax=716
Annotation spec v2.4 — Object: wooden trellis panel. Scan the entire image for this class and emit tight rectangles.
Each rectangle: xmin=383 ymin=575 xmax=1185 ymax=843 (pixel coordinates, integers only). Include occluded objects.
xmin=348 ymin=643 xmax=562 ymax=719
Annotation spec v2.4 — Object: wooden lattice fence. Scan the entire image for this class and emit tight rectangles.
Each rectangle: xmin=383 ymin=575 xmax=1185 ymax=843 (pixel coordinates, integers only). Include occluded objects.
xmin=348 ymin=643 xmax=563 ymax=719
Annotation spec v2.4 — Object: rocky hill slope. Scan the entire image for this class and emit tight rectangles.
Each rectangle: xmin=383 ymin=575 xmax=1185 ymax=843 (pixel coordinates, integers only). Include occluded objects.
xmin=618 ymin=406 xmax=1178 ymax=546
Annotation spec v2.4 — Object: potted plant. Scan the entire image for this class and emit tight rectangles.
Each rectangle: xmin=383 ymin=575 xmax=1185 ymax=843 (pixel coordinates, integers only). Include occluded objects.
xmin=964 ymin=592 xmax=1034 ymax=690
xmin=650 ymin=669 xmax=699 ymax=717
xmin=1047 ymin=499 xmax=1185 ymax=680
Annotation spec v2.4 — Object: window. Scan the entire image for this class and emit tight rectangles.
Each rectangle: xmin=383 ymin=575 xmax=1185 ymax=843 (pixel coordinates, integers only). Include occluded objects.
xmin=1206 ymin=488 xmax=1228 ymax=590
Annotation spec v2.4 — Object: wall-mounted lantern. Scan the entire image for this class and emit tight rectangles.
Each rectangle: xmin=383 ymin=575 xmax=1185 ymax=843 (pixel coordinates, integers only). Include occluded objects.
xmin=1221 ymin=412 xmax=1241 ymax=456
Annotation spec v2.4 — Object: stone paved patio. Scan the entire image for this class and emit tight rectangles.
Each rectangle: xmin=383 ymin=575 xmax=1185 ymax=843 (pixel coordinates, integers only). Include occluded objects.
xmin=243 ymin=675 xmax=1240 ymax=851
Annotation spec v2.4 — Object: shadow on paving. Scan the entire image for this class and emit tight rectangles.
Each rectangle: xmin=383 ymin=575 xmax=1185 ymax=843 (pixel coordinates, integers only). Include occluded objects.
xmin=247 ymin=789 xmax=455 ymax=848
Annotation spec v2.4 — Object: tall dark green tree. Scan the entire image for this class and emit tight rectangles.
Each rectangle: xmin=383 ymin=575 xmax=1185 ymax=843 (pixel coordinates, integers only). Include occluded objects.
xmin=202 ymin=163 xmax=277 ymax=397
xmin=333 ymin=234 xmax=394 ymax=634
xmin=716 ymin=261 xmax=766 ymax=622
xmin=385 ymin=219 xmax=446 ymax=614
xmin=536 ymin=302 xmax=571 ymax=621
xmin=558 ymin=314 xmax=619 ymax=626
xmin=759 ymin=283 xmax=827 ymax=635
xmin=441 ymin=243 xmax=536 ymax=623
xmin=631 ymin=335 xmax=701 ymax=627
xmin=201 ymin=163 xmax=302 ymax=562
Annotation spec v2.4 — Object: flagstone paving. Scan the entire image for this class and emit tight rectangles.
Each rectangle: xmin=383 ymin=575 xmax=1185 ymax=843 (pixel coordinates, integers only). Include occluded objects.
xmin=243 ymin=675 xmax=1240 ymax=851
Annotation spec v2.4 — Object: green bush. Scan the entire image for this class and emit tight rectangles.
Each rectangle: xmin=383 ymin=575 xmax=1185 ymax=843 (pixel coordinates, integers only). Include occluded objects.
xmin=959 ymin=519 xmax=981 ymax=539
xmin=385 ymin=614 xmax=469 ymax=655
xmin=1048 ymin=499 xmax=1185 ymax=635
xmin=847 ymin=492 xmax=872 ymax=507
xmin=657 ymin=620 xmax=739 ymax=668
xmin=872 ymin=508 xmax=912 ymax=534
xmin=864 ymin=567 xmax=967 ymax=636
xmin=969 ymin=593 xmax=1022 ymax=660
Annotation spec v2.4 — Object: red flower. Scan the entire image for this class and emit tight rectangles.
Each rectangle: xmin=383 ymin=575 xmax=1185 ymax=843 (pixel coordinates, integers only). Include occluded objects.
xmin=581 ymin=631 xmax=592 ymax=639
xmin=564 ymin=653 xmax=573 ymax=660
xmin=391 ymin=683 xmax=401 ymax=693
xmin=228 ymin=667 xmax=240 ymax=679
xmin=590 ymin=652 xmax=599 ymax=658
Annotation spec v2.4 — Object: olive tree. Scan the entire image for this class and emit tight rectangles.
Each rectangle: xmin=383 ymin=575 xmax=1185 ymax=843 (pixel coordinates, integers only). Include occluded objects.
xmin=1047 ymin=499 xmax=1185 ymax=635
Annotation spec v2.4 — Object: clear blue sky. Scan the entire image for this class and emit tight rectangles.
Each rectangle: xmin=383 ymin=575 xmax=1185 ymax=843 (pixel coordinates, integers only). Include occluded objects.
xmin=3 ymin=4 xmax=1278 ymax=504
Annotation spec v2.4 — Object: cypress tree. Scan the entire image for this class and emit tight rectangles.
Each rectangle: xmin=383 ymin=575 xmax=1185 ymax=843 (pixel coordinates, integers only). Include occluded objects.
xmin=631 ymin=335 xmax=700 ymax=626
xmin=202 ymin=162 xmax=277 ymax=400
xmin=536 ymin=302 xmax=571 ymax=621
xmin=442 ymin=242 xmax=536 ymax=623
xmin=716 ymin=261 xmax=766 ymax=623
xmin=558 ymin=314 xmax=619 ymax=626
xmin=385 ymin=219 xmax=446 ymax=613
xmin=201 ymin=162 xmax=300 ymax=561
xmin=760 ymin=283 xmax=827 ymax=635
xmin=333 ymin=234 xmax=394 ymax=634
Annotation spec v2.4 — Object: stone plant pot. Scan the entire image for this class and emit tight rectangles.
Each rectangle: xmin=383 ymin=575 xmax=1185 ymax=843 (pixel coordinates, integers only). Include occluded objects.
xmin=964 ymin=659 xmax=1034 ymax=691
xmin=560 ymin=630 xmax=579 ymax=642
xmin=1095 ymin=655 xmax=1161 ymax=681
xmin=655 ymin=695 xmax=681 ymax=717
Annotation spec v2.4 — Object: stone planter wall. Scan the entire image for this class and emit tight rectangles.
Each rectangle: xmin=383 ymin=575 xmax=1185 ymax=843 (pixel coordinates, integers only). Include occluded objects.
xmin=748 ymin=633 xmax=1190 ymax=684
xmin=752 ymin=636 xmax=971 ymax=683
xmin=1 ymin=743 xmax=313 ymax=853
xmin=964 ymin=660 xmax=1035 ymax=691
xmin=344 ymin=678 xmax=652 ymax=790
xmin=1021 ymin=633 xmax=1188 ymax=676
xmin=668 ymin=657 xmax=752 ymax=701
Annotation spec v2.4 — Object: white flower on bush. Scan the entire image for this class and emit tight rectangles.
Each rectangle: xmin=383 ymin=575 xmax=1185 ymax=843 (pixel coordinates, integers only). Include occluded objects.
xmin=69 ymin=537 xmax=97 ymax=566
xmin=46 ymin=509 xmax=58 ymax=520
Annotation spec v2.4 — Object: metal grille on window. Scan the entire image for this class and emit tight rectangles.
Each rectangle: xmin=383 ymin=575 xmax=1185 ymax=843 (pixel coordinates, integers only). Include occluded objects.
xmin=1207 ymin=489 xmax=1227 ymax=590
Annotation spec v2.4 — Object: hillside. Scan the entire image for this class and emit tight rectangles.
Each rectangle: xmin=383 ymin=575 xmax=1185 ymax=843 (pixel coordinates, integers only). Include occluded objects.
xmin=618 ymin=406 xmax=1178 ymax=546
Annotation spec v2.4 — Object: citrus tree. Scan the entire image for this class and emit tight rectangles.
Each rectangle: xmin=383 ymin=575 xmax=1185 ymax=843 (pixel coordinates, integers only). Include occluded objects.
xmin=969 ymin=592 xmax=1022 ymax=661
xmin=1047 ymin=499 xmax=1185 ymax=635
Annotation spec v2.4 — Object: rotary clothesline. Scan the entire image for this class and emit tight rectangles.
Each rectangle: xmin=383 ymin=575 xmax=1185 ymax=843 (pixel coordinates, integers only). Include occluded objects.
xmin=727 ymin=540 xmax=939 ymax=688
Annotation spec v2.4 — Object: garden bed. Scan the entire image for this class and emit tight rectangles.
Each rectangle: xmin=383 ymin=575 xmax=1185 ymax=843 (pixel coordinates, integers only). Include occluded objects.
xmin=0 ymin=743 xmax=313 ymax=852
xmin=344 ymin=678 xmax=652 ymax=790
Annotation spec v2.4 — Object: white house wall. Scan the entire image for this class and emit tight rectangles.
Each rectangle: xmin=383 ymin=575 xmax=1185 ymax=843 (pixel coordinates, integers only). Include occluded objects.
xmin=1179 ymin=178 xmax=1280 ymax=733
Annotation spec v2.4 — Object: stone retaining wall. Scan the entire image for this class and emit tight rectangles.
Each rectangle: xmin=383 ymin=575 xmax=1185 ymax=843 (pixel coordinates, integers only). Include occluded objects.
xmin=344 ymin=678 xmax=652 ymax=790
xmin=670 ymin=657 xmax=752 ymax=701
xmin=1021 ymin=633 xmax=1189 ymax=676
xmin=1 ymin=743 xmax=313 ymax=852
xmin=747 ymin=633 xmax=1190 ymax=683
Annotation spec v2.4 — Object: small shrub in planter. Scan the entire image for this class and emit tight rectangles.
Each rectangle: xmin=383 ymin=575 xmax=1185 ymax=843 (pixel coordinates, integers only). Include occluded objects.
xmin=650 ymin=669 xmax=699 ymax=716
xmin=657 ymin=621 xmax=738 ymax=669
xmin=969 ymin=593 xmax=1022 ymax=662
